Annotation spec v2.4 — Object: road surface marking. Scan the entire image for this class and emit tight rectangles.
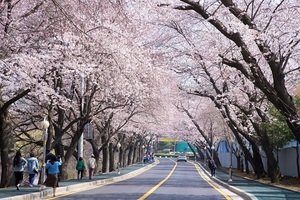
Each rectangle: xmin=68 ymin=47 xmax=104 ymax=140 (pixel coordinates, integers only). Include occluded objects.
xmin=137 ymin=160 xmax=177 ymax=200
xmin=194 ymin=162 xmax=232 ymax=200
xmin=46 ymin=162 xmax=159 ymax=200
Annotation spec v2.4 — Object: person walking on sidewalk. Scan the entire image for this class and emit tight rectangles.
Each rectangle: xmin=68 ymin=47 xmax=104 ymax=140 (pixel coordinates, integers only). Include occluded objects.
xmin=208 ymin=159 xmax=217 ymax=177
xmin=39 ymin=155 xmax=62 ymax=197
xmin=45 ymin=149 xmax=55 ymax=176
xmin=87 ymin=154 xmax=96 ymax=179
xmin=13 ymin=150 xmax=27 ymax=190
xmin=76 ymin=157 xmax=86 ymax=180
xmin=26 ymin=153 xmax=39 ymax=187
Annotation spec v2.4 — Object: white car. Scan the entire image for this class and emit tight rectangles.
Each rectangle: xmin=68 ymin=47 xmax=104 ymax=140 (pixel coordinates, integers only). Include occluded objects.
xmin=177 ymin=154 xmax=187 ymax=162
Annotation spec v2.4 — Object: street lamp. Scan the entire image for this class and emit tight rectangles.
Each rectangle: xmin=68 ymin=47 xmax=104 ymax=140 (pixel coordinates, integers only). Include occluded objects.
xmin=117 ymin=142 xmax=121 ymax=174
xmin=117 ymin=142 xmax=121 ymax=149
xmin=40 ymin=118 xmax=50 ymax=183
xmin=142 ymin=145 xmax=145 ymax=166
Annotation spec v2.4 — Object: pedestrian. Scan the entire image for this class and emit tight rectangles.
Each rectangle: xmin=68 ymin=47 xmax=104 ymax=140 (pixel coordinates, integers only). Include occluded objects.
xmin=76 ymin=157 xmax=85 ymax=180
xmin=13 ymin=150 xmax=27 ymax=190
xmin=87 ymin=154 xmax=96 ymax=179
xmin=26 ymin=153 xmax=39 ymax=187
xmin=45 ymin=149 xmax=56 ymax=161
xmin=45 ymin=149 xmax=55 ymax=176
xmin=39 ymin=155 xmax=62 ymax=197
xmin=208 ymin=159 xmax=216 ymax=177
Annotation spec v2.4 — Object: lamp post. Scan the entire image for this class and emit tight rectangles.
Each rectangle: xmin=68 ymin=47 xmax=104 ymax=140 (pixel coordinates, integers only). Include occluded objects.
xmin=142 ymin=145 xmax=145 ymax=165
xmin=78 ymin=74 xmax=85 ymax=159
xmin=40 ymin=118 xmax=50 ymax=183
xmin=117 ymin=142 xmax=121 ymax=149
xmin=142 ymin=145 xmax=145 ymax=152
xmin=117 ymin=142 xmax=121 ymax=174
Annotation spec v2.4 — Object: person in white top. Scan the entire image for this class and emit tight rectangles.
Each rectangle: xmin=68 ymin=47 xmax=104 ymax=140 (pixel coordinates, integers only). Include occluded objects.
xmin=87 ymin=154 xmax=96 ymax=179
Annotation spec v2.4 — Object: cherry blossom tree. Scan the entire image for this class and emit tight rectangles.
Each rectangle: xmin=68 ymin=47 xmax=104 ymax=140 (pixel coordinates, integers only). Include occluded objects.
xmin=0 ymin=0 xmax=166 ymax=185
xmin=0 ymin=0 xmax=63 ymax=187
xmin=174 ymin=98 xmax=227 ymax=166
xmin=146 ymin=0 xmax=300 ymax=181
xmin=162 ymin=0 xmax=300 ymax=141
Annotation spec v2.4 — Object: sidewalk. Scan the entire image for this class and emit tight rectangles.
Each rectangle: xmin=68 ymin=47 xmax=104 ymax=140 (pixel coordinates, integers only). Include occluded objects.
xmin=0 ymin=162 xmax=155 ymax=200
xmin=198 ymin=161 xmax=300 ymax=200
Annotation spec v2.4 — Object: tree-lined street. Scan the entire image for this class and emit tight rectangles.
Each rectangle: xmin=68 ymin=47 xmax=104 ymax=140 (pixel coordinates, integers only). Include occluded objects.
xmin=1 ymin=0 xmax=300 ymax=196
xmin=55 ymin=158 xmax=233 ymax=200
xmin=3 ymin=158 xmax=300 ymax=199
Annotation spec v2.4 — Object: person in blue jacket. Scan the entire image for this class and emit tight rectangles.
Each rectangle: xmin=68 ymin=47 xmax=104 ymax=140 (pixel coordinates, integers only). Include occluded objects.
xmin=13 ymin=150 xmax=27 ymax=190
xmin=27 ymin=153 xmax=39 ymax=187
xmin=39 ymin=155 xmax=62 ymax=197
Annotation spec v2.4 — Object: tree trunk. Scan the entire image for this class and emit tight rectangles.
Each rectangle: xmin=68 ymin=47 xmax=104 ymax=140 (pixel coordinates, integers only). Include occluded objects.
xmin=267 ymin=158 xmax=281 ymax=183
xmin=257 ymin=127 xmax=281 ymax=182
xmin=235 ymin=134 xmax=265 ymax=179
xmin=128 ymin=145 xmax=133 ymax=166
xmin=123 ymin=148 xmax=128 ymax=167
xmin=109 ymin=143 xmax=114 ymax=172
xmin=140 ymin=145 xmax=144 ymax=162
xmin=262 ymin=145 xmax=281 ymax=182
xmin=132 ymin=142 xmax=138 ymax=163
xmin=61 ymin=162 xmax=72 ymax=180
xmin=245 ymin=156 xmax=249 ymax=174
xmin=0 ymin=112 xmax=15 ymax=187
xmin=0 ymin=89 xmax=30 ymax=187
xmin=251 ymin=144 xmax=266 ymax=179
xmin=61 ymin=128 xmax=82 ymax=179
xmin=236 ymin=154 xmax=241 ymax=170
xmin=102 ymin=143 xmax=109 ymax=173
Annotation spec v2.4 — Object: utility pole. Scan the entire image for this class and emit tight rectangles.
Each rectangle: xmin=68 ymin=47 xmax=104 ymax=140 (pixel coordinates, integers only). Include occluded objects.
xmin=78 ymin=74 xmax=84 ymax=159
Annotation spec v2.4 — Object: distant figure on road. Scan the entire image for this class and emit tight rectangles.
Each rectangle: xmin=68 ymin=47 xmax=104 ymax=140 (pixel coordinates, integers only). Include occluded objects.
xmin=26 ymin=153 xmax=39 ymax=187
xmin=13 ymin=150 xmax=27 ymax=191
xmin=87 ymin=154 xmax=96 ymax=179
xmin=39 ymin=155 xmax=62 ymax=197
xmin=76 ymin=157 xmax=86 ymax=180
xmin=208 ymin=159 xmax=216 ymax=177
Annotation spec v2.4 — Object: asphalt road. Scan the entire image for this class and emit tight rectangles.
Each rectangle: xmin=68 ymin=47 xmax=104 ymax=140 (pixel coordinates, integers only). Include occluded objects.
xmin=53 ymin=158 xmax=242 ymax=200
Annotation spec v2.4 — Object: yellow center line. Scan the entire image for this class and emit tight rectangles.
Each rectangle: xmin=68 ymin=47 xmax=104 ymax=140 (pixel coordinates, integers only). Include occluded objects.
xmin=138 ymin=161 xmax=177 ymax=200
xmin=46 ymin=162 xmax=159 ymax=200
xmin=193 ymin=163 xmax=232 ymax=200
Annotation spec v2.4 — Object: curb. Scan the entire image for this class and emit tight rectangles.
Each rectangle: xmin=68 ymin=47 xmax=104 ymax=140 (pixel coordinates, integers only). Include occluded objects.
xmin=196 ymin=162 xmax=256 ymax=200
